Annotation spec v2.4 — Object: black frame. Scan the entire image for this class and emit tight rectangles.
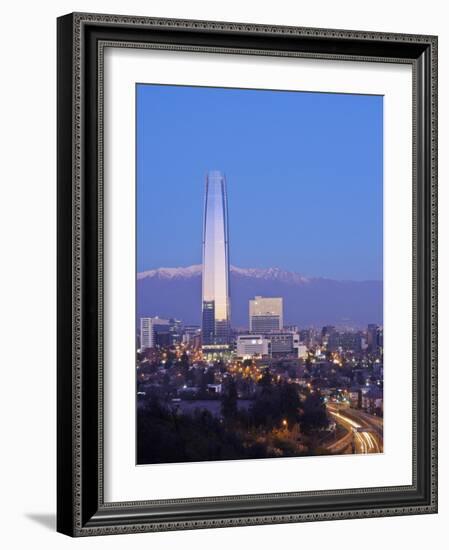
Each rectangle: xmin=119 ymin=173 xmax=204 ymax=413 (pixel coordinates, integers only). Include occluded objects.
xmin=57 ymin=12 xmax=438 ymax=536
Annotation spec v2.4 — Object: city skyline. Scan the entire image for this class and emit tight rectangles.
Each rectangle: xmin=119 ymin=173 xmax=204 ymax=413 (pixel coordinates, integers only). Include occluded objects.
xmin=136 ymin=84 xmax=384 ymax=465
xmin=137 ymin=84 xmax=383 ymax=281
xmin=137 ymin=168 xmax=382 ymax=331
xmin=136 ymin=265 xmax=382 ymax=328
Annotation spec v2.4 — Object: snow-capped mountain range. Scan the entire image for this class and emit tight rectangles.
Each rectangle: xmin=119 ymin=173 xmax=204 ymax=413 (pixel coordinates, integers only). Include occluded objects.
xmin=138 ymin=265 xmax=311 ymax=284
xmin=137 ymin=265 xmax=382 ymax=328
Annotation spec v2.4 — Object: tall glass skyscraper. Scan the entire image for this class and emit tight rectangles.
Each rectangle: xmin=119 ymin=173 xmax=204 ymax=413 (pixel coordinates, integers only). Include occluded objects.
xmin=202 ymin=171 xmax=231 ymax=350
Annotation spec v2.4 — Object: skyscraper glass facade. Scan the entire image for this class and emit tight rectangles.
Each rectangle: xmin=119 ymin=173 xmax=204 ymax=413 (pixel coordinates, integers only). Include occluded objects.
xmin=202 ymin=171 xmax=231 ymax=347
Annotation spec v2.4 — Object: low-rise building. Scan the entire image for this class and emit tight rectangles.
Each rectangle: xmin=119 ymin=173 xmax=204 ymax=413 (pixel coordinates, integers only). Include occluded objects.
xmin=269 ymin=332 xmax=294 ymax=355
xmin=237 ymin=334 xmax=271 ymax=358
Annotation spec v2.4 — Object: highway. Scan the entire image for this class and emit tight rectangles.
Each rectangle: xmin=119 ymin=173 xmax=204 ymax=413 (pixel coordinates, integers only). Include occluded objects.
xmin=327 ymin=404 xmax=383 ymax=454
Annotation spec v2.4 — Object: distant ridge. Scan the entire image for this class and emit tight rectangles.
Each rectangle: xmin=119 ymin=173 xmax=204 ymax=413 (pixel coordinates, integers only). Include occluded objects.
xmin=137 ymin=265 xmax=382 ymax=328
xmin=138 ymin=264 xmax=333 ymax=284
xmin=137 ymin=265 xmax=202 ymax=280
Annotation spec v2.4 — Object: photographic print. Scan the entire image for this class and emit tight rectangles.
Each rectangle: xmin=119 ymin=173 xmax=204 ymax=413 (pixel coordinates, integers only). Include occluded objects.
xmin=136 ymin=83 xmax=384 ymax=465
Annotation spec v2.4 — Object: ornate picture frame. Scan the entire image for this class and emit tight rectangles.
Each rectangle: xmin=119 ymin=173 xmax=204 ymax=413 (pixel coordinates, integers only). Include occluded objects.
xmin=57 ymin=12 xmax=437 ymax=536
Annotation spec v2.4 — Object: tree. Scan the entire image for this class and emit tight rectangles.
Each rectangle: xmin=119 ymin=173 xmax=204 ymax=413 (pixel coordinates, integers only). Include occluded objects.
xmin=162 ymin=372 xmax=170 ymax=388
xmin=205 ymin=368 xmax=215 ymax=385
xmin=300 ymin=391 xmax=329 ymax=435
xmin=215 ymin=359 xmax=227 ymax=374
xmin=180 ymin=351 xmax=189 ymax=375
xmin=137 ymin=397 xmax=254 ymax=464
xmin=279 ymin=382 xmax=302 ymax=426
xmin=258 ymin=370 xmax=273 ymax=392
xmin=221 ymin=379 xmax=238 ymax=423
xmin=199 ymin=370 xmax=208 ymax=396
xmin=249 ymin=380 xmax=300 ymax=430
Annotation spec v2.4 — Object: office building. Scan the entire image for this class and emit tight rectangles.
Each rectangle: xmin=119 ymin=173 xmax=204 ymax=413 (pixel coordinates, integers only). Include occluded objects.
xmin=295 ymin=344 xmax=308 ymax=359
xmin=321 ymin=325 xmax=336 ymax=345
xmin=367 ymin=324 xmax=382 ymax=353
xmin=269 ymin=331 xmax=294 ymax=355
xmin=168 ymin=318 xmax=183 ymax=345
xmin=140 ymin=317 xmax=170 ymax=349
xmin=299 ymin=328 xmax=316 ymax=347
xmin=328 ymin=331 xmax=363 ymax=352
xmin=292 ymin=333 xmax=308 ymax=359
xmin=237 ymin=335 xmax=271 ymax=358
xmin=182 ymin=325 xmax=201 ymax=345
xmin=249 ymin=296 xmax=283 ymax=333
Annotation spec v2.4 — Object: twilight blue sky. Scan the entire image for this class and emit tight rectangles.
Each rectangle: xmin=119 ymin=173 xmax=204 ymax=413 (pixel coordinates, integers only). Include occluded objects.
xmin=136 ymin=84 xmax=383 ymax=280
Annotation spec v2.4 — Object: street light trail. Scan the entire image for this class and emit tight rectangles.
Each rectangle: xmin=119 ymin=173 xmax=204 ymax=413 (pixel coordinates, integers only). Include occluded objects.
xmin=327 ymin=405 xmax=383 ymax=454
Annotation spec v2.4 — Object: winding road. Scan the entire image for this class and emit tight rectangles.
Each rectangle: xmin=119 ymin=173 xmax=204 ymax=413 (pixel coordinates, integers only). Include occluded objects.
xmin=326 ymin=404 xmax=383 ymax=454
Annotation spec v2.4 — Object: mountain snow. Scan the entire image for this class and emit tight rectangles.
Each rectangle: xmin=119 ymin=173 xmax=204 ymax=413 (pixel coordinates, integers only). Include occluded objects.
xmin=137 ymin=265 xmax=311 ymax=284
